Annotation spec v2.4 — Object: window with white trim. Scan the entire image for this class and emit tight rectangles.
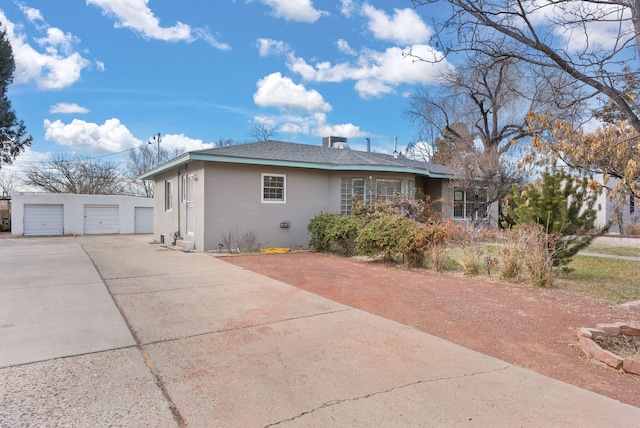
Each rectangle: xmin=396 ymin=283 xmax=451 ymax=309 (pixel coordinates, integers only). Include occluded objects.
xmin=165 ymin=180 xmax=173 ymax=211
xmin=262 ymin=173 xmax=286 ymax=203
xmin=453 ymin=187 xmax=488 ymax=219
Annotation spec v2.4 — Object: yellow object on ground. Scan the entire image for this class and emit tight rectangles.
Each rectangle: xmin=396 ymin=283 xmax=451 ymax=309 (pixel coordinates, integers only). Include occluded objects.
xmin=261 ymin=247 xmax=291 ymax=253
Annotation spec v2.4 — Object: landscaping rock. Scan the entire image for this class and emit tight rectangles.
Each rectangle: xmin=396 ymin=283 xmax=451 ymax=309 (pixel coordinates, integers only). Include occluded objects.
xmin=579 ymin=336 xmax=624 ymax=369
xmin=576 ymin=328 xmax=593 ymax=338
xmin=595 ymin=324 xmax=621 ymax=335
xmin=616 ymin=323 xmax=640 ymax=336
xmin=623 ymin=359 xmax=640 ymax=375
xmin=621 ymin=301 xmax=640 ymax=312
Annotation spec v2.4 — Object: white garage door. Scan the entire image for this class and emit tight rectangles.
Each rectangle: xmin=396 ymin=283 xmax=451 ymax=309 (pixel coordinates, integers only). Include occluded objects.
xmin=84 ymin=204 xmax=119 ymax=234
xmin=134 ymin=207 xmax=153 ymax=234
xmin=24 ymin=204 xmax=64 ymax=236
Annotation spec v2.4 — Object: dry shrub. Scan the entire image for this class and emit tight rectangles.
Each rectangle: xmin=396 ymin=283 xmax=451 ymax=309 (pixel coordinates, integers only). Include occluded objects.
xmin=427 ymin=243 xmax=449 ymax=272
xmin=521 ymin=226 xmax=555 ymax=287
xmin=459 ymin=243 xmax=481 ymax=276
xmin=626 ymin=223 xmax=640 ymax=236
xmin=240 ymin=230 xmax=258 ymax=252
xmin=497 ymin=224 xmax=554 ymax=286
xmin=448 ymin=222 xmax=491 ymax=276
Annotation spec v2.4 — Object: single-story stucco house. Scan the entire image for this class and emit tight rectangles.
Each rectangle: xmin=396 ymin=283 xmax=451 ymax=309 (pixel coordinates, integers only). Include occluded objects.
xmin=593 ymin=176 xmax=640 ymax=234
xmin=140 ymin=137 xmax=497 ymax=251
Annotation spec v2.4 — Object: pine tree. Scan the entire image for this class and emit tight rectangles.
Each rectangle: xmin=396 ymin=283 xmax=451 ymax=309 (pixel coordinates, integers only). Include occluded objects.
xmin=506 ymin=170 xmax=607 ymax=266
xmin=0 ymin=26 xmax=32 ymax=169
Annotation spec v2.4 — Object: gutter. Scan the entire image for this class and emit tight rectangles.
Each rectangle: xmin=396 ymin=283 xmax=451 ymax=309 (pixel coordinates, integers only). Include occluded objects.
xmin=138 ymin=153 xmax=453 ymax=180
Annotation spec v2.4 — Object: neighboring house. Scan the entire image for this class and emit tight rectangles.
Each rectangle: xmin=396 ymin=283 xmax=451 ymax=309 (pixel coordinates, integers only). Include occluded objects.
xmin=593 ymin=176 xmax=640 ymax=234
xmin=11 ymin=193 xmax=154 ymax=236
xmin=139 ymin=138 xmax=498 ymax=251
xmin=0 ymin=197 xmax=10 ymax=232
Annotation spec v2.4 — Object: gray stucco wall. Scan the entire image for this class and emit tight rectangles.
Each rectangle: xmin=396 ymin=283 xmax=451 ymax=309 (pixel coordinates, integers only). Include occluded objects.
xmin=201 ymin=163 xmax=333 ymax=251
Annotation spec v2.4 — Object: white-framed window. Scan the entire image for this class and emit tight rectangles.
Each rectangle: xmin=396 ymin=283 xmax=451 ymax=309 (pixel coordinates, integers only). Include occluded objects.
xmin=262 ymin=173 xmax=286 ymax=203
xmin=453 ymin=187 xmax=488 ymax=219
xmin=165 ymin=180 xmax=173 ymax=211
xmin=340 ymin=177 xmax=414 ymax=214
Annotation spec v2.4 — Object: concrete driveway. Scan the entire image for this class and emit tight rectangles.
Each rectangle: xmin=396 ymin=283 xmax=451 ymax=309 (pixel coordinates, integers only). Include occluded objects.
xmin=1 ymin=235 xmax=639 ymax=427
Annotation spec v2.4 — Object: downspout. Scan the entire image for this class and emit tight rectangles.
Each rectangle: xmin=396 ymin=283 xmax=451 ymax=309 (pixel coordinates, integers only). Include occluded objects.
xmin=177 ymin=164 xmax=187 ymax=239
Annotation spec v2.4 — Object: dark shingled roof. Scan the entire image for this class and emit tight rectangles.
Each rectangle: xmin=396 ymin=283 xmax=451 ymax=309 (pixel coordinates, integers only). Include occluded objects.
xmin=192 ymin=140 xmax=452 ymax=176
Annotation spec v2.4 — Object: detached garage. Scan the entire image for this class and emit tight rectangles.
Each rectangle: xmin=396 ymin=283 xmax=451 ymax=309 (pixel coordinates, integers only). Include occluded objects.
xmin=23 ymin=204 xmax=64 ymax=236
xmin=84 ymin=204 xmax=119 ymax=234
xmin=11 ymin=193 xmax=153 ymax=236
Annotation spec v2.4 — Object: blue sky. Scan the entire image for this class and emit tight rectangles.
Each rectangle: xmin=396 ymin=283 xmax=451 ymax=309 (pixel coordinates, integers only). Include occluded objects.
xmin=0 ymin=0 xmax=453 ymax=177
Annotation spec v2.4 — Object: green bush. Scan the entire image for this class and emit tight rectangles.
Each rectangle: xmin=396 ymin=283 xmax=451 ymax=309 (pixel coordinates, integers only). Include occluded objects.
xmin=307 ymin=212 xmax=335 ymax=252
xmin=307 ymin=212 xmax=361 ymax=255
xmin=324 ymin=214 xmax=361 ymax=255
xmin=355 ymin=214 xmax=408 ymax=261
xmin=354 ymin=213 xmax=446 ymax=267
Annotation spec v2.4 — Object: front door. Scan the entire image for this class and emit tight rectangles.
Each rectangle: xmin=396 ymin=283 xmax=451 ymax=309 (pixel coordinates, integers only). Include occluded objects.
xmin=186 ymin=174 xmax=195 ymax=236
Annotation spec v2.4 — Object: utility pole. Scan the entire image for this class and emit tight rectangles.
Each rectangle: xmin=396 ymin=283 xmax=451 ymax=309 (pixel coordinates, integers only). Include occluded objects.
xmin=151 ymin=133 xmax=162 ymax=166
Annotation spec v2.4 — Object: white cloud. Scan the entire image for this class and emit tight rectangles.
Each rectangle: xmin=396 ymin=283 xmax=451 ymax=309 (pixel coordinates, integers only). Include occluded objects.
xmin=194 ymin=28 xmax=232 ymax=51
xmin=1 ymin=147 xmax=52 ymax=192
xmin=1 ymin=146 xmax=51 ymax=172
xmin=49 ymin=103 xmax=90 ymax=114
xmin=43 ymin=118 xmax=141 ymax=153
xmin=524 ymin=1 xmax=632 ymax=53
xmin=257 ymin=38 xmax=292 ymax=57
xmin=87 ymin=0 xmax=230 ymax=49
xmin=339 ymin=0 xmax=356 ymax=18
xmin=336 ymin=39 xmax=356 ymax=56
xmin=95 ymin=60 xmax=105 ymax=71
xmin=0 ymin=10 xmax=90 ymax=89
xmin=161 ymin=134 xmax=213 ymax=152
xmin=17 ymin=4 xmax=44 ymax=25
xmin=255 ymin=112 xmax=367 ymax=140
xmin=361 ymin=5 xmax=431 ymax=44
xmin=287 ymin=44 xmax=450 ymax=98
xmin=254 ymin=72 xmax=332 ymax=112
xmin=258 ymin=0 xmax=328 ymax=23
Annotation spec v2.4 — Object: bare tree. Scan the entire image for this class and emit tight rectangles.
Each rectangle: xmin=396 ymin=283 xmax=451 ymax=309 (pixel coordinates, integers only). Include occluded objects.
xmin=24 ymin=154 xmax=124 ymax=194
xmin=125 ymin=143 xmax=183 ymax=197
xmin=0 ymin=170 xmax=17 ymax=196
xmin=411 ymin=0 xmax=640 ymax=133
xmin=214 ymin=138 xmax=235 ymax=147
xmin=249 ymin=122 xmax=278 ymax=141
xmin=407 ymin=54 xmax=533 ymax=203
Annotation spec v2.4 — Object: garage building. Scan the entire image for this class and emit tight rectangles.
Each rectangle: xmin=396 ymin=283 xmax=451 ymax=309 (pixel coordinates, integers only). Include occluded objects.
xmin=11 ymin=193 xmax=154 ymax=236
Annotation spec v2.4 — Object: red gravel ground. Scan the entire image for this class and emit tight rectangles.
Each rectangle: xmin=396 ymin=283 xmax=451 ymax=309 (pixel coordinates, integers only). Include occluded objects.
xmin=223 ymin=252 xmax=640 ymax=408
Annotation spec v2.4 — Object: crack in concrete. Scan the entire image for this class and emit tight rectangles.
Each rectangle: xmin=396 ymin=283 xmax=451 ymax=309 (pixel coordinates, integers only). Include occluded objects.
xmin=105 ymin=270 xmax=215 ymax=281
xmin=109 ymin=281 xmax=249 ymax=296
xmin=140 ymin=308 xmax=353 ymax=347
xmin=263 ymin=365 xmax=513 ymax=427
xmin=77 ymin=238 xmax=187 ymax=428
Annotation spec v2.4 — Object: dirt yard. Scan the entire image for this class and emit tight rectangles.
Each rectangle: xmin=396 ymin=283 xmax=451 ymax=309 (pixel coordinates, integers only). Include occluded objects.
xmin=223 ymin=252 xmax=640 ymax=408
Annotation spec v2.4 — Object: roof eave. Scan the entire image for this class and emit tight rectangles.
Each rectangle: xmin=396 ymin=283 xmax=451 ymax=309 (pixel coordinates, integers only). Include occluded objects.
xmin=138 ymin=153 xmax=192 ymax=180
xmin=139 ymin=153 xmax=453 ymax=180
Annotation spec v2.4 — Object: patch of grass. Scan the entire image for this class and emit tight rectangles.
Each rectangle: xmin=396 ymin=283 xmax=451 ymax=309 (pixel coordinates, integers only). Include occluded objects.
xmin=582 ymin=242 xmax=640 ymax=258
xmin=553 ymin=255 xmax=640 ymax=303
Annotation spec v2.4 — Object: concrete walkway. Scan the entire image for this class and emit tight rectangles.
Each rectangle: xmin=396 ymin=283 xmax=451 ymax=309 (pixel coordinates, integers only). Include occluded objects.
xmin=579 ymin=251 xmax=640 ymax=262
xmin=1 ymin=235 xmax=640 ymax=427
